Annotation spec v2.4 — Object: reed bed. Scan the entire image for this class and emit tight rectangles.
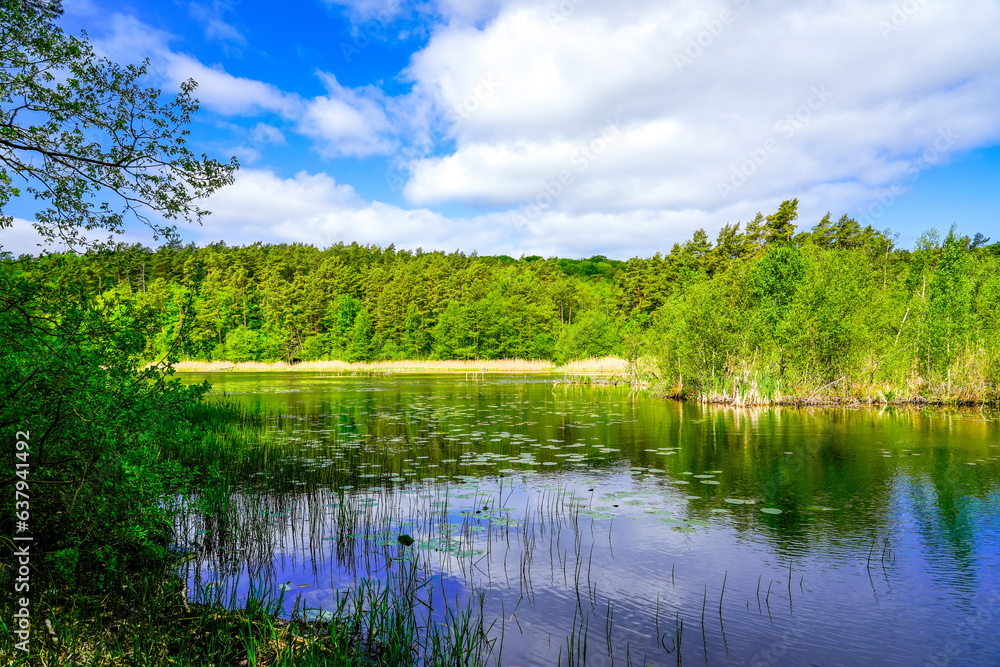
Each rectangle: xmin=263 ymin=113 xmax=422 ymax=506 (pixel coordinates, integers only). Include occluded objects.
xmin=169 ymin=359 xmax=558 ymax=373
xmin=165 ymin=356 xmax=632 ymax=376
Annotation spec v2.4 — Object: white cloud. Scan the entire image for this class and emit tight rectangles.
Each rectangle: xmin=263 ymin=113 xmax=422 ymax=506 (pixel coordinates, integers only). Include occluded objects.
xmin=188 ymin=0 xmax=247 ymax=47
xmin=54 ymin=0 xmax=1000 ymax=256
xmin=325 ymin=0 xmax=501 ymax=25
xmin=193 ymin=168 xmax=710 ymax=259
xmin=393 ymin=0 xmax=1000 ymax=236
xmin=250 ymin=123 xmax=287 ymax=146
xmin=93 ymin=14 xmax=300 ymax=117
xmin=0 ymin=218 xmax=50 ymax=256
xmin=298 ymin=73 xmax=396 ymax=157
xmin=195 ymin=169 xmax=502 ymax=251
xmin=92 ymin=14 xmax=396 ymax=156
xmin=0 ymin=217 xmax=161 ymax=256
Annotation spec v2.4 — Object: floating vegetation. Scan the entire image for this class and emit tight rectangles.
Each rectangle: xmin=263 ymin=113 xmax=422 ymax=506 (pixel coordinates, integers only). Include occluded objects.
xmin=156 ymin=371 xmax=1000 ymax=667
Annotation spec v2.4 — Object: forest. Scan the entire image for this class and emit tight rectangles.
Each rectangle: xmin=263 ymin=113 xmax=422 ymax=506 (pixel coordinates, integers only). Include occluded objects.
xmin=7 ymin=199 xmax=1000 ymax=403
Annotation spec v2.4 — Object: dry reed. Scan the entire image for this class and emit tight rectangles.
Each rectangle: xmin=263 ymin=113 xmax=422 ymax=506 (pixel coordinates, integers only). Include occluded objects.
xmin=165 ymin=356 xmax=630 ymax=375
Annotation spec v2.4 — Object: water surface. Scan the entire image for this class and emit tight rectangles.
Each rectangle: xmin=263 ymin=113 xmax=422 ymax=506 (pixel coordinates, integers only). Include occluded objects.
xmin=178 ymin=372 xmax=1000 ymax=666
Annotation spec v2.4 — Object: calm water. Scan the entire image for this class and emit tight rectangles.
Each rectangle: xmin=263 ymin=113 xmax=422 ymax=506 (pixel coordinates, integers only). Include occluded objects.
xmin=178 ymin=372 xmax=1000 ymax=666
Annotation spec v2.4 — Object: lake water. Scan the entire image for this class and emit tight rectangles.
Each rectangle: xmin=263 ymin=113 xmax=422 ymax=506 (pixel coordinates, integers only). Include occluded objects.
xmin=178 ymin=372 xmax=1000 ymax=666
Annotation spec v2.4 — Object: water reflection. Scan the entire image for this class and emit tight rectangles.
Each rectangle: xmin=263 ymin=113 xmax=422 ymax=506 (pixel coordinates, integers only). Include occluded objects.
xmin=177 ymin=372 xmax=1000 ymax=666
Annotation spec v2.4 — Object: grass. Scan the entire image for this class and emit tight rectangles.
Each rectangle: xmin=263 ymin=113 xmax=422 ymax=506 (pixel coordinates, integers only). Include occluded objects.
xmin=0 ymin=395 xmax=497 ymax=666
xmin=1 ymin=564 xmax=486 ymax=666
xmin=655 ymin=346 xmax=1000 ymax=407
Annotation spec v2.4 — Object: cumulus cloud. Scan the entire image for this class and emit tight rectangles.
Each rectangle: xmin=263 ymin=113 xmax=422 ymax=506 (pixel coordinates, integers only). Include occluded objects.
xmin=298 ymin=73 xmax=396 ymax=157
xmin=93 ymin=14 xmax=299 ymax=117
xmin=53 ymin=0 xmax=1000 ymax=256
xmin=192 ymin=169 xmax=711 ymax=259
xmin=194 ymin=169 xmax=500 ymax=251
xmin=396 ymin=0 xmax=1000 ymax=233
xmin=92 ymin=14 xmax=398 ymax=156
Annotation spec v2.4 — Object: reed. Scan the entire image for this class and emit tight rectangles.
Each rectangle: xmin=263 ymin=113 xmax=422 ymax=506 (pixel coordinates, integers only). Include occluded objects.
xmin=168 ymin=358 xmax=559 ymax=373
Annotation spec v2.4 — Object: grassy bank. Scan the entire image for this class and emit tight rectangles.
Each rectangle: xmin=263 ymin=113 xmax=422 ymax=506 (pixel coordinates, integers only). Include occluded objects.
xmin=647 ymin=352 xmax=1000 ymax=408
xmin=0 ymin=392 xmax=492 ymax=666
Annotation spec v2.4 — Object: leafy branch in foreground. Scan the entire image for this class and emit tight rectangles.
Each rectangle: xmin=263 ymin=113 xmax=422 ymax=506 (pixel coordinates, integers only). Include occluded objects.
xmin=0 ymin=0 xmax=238 ymax=248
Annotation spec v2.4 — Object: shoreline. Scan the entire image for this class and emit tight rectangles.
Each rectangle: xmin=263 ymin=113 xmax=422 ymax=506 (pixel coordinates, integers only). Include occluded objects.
xmin=165 ymin=359 xmax=996 ymax=408
xmin=166 ymin=356 xmax=630 ymax=375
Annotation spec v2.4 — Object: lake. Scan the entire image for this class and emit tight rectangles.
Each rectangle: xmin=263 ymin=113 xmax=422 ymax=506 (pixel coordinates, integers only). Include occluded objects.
xmin=177 ymin=372 xmax=1000 ymax=666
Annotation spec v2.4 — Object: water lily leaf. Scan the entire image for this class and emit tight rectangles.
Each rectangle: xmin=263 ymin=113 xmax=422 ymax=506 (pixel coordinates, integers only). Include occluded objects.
xmin=761 ymin=508 xmax=782 ymax=515
xmin=724 ymin=498 xmax=745 ymax=505
xmin=700 ymin=480 xmax=720 ymax=485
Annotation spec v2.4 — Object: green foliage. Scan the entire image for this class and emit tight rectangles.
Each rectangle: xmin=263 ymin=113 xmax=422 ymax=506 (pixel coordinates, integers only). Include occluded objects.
xmin=0 ymin=0 xmax=237 ymax=246
xmin=749 ymin=243 xmax=807 ymax=334
xmin=553 ymin=310 xmax=619 ymax=364
xmin=347 ymin=308 xmax=377 ymax=362
xmin=765 ymin=198 xmax=799 ymax=245
xmin=921 ymin=226 xmax=973 ymax=373
xmin=0 ymin=267 xmax=205 ymax=591
xmin=224 ymin=325 xmax=261 ymax=362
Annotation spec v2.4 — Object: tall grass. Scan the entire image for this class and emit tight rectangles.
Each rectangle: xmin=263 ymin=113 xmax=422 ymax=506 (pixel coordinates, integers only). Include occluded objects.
xmin=168 ymin=356 xmax=634 ymax=375
xmin=169 ymin=359 xmax=558 ymax=373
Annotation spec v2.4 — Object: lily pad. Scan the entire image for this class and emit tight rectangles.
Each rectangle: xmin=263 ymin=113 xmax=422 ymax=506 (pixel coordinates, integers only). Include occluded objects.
xmin=761 ymin=508 xmax=783 ymax=515
xmin=700 ymin=480 xmax=720 ymax=485
xmin=724 ymin=498 xmax=745 ymax=505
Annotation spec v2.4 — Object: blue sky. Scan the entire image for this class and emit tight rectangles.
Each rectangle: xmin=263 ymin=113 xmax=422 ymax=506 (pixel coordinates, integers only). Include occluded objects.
xmin=5 ymin=0 xmax=1000 ymax=258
